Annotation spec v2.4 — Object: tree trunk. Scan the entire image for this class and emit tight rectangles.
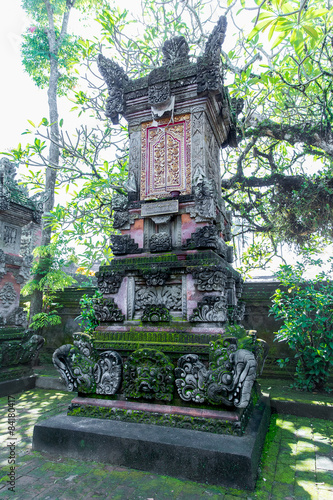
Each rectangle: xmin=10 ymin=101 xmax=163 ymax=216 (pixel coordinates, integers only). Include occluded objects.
xmin=29 ymin=49 xmax=60 ymax=320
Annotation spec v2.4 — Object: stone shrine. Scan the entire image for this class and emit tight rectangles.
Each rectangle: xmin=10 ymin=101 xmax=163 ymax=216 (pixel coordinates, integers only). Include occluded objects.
xmin=34 ymin=17 xmax=270 ymax=490
xmin=0 ymin=158 xmax=44 ymax=396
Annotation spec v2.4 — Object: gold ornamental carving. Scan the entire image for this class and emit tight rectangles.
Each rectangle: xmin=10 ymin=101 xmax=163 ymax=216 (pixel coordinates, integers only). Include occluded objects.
xmin=140 ymin=114 xmax=191 ymax=200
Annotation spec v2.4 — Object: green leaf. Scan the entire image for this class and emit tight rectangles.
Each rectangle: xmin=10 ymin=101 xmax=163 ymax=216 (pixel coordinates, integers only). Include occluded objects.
xmin=302 ymin=25 xmax=319 ymax=39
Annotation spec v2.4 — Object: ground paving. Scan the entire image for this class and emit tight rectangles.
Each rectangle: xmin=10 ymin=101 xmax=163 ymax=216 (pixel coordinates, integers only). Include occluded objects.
xmin=0 ymin=389 xmax=332 ymax=500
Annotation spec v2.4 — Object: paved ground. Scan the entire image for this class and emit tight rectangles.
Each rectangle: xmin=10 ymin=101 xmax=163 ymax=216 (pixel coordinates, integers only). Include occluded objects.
xmin=0 ymin=389 xmax=332 ymax=499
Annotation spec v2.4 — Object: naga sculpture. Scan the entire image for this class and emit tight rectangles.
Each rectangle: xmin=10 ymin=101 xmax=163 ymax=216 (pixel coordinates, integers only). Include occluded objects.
xmin=175 ymin=337 xmax=261 ymax=408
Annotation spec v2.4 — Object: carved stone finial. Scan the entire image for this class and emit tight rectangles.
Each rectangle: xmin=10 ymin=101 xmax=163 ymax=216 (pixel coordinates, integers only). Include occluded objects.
xmin=204 ymin=15 xmax=227 ymax=63
xmin=162 ymin=36 xmax=190 ymax=67
xmin=97 ymin=54 xmax=129 ymax=124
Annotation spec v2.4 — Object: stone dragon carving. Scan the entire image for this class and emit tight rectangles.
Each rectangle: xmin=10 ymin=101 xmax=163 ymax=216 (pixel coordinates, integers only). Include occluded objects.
xmin=175 ymin=337 xmax=258 ymax=408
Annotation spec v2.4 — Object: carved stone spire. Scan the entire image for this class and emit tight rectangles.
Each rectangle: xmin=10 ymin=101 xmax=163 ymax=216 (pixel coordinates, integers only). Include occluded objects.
xmin=97 ymin=54 xmax=129 ymax=124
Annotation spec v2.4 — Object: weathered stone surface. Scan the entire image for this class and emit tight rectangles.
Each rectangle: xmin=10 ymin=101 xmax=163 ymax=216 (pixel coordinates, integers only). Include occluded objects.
xmin=53 ymin=332 xmax=122 ymax=395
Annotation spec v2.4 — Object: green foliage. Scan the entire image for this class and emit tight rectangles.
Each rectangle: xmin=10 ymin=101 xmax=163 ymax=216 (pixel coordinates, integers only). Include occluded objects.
xmin=270 ymin=258 xmax=333 ymax=391
xmin=29 ymin=311 xmax=62 ymax=331
xmin=21 ymin=27 xmax=80 ymax=95
xmin=76 ymin=291 xmax=102 ymax=334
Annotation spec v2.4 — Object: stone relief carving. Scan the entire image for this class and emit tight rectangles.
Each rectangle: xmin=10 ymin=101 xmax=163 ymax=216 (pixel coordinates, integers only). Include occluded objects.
xmin=183 ymin=225 xmax=230 ymax=259
xmin=135 ymin=285 xmax=182 ymax=311
xmin=0 ymin=282 xmax=17 ymax=312
xmin=53 ymin=332 xmax=122 ymax=395
xmin=148 ymin=81 xmax=171 ymax=106
xmin=190 ymin=265 xmax=227 ymax=292
xmin=96 ymin=271 xmax=124 ymax=294
xmin=0 ymin=334 xmax=44 ymax=368
xmin=97 ymin=54 xmax=129 ymax=124
xmin=162 ymin=36 xmax=190 ymax=67
xmin=93 ymin=297 xmax=125 ymax=322
xmin=142 ymin=267 xmax=170 ymax=286
xmin=175 ymin=336 xmax=258 ymax=408
xmin=113 ymin=211 xmax=130 ymax=229
xmin=149 ymin=232 xmax=172 ymax=252
xmin=111 ymin=234 xmax=142 ymax=255
xmin=141 ymin=304 xmax=171 ymax=322
xmin=123 ymin=348 xmax=174 ymax=401
xmin=228 ymin=302 xmax=246 ymax=324
xmin=0 ymin=250 xmax=5 ymax=280
xmin=189 ymin=295 xmax=227 ymax=322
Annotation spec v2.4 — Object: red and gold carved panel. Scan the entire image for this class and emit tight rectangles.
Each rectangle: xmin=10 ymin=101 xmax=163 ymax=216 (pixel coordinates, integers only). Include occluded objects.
xmin=140 ymin=114 xmax=191 ymax=200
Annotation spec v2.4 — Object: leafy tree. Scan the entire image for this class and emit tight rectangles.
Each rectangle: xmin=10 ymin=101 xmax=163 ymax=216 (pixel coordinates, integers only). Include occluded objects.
xmin=270 ymin=258 xmax=333 ymax=391
xmin=14 ymin=0 xmax=105 ymax=318
xmin=5 ymin=0 xmax=333 ymax=278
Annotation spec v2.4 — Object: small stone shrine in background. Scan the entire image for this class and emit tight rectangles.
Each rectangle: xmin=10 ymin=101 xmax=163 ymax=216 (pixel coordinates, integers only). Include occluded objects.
xmin=0 ymin=158 xmax=44 ymax=396
xmin=35 ymin=17 xmax=270 ymax=491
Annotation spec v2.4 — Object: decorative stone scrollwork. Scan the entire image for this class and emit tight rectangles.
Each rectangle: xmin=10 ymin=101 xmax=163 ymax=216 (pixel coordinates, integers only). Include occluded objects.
xmin=162 ymin=36 xmax=190 ymax=67
xmin=93 ymin=297 xmax=124 ymax=322
xmin=175 ymin=336 xmax=258 ymax=409
xmin=111 ymin=234 xmax=142 ymax=255
xmin=190 ymin=295 xmax=227 ymax=322
xmin=96 ymin=271 xmax=124 ymax=295
xmin=183 ymin=225 xmax=229 ymax=259
xmin=53 ymin=332 xmax=122 ymax=395
xmin=149 ymin=232 xmax=172 ymax=253
xmin=174 ymin=354 xmax=207 ymax=403
xmin=113 ymin=210 xmax=130 ymax=229
xmin=191 ymin=266 xmax=226 ymax=292
xmin=141 ymin=304 xmax=171 ymax=322
xmin=142 ymin=267 xmax=170 ymax=286
xmin=123 ymin=348 xmax=174 ymax=401
xmin=97 ymin=54 xmax=129 ymax=124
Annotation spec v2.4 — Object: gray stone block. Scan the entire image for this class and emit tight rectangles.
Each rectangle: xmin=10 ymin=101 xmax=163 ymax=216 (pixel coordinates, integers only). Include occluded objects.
xmin=32 ymin=397 xmax=270 ymax=490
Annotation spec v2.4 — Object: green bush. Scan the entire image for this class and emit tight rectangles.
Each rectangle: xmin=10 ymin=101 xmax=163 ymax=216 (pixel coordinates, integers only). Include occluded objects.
xmin=76 ymin=291 xmax=102 ymax=335
xmin=270 ymin=261 xmax=333 ymax=391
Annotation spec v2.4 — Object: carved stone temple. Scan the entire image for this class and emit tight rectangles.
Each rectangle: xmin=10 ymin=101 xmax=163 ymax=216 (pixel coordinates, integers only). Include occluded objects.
xmin=0 ymin=158 xmax=44 ymax=396
xmin=35 ymin=18 xmax=270 ymax=490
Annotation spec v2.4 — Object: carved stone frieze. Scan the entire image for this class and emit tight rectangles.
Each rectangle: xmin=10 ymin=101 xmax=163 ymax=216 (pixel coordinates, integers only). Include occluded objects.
xmin=149 ymin=232 xmax=172 ymax=252
xmin=135 ymin=285 xmax=182 ymax=311
xmin=96 ymin=271 xmax=124 ymax=295
xmin=53 ymin=332 xmax=122 ymax=395
xmin=111 ymin=234 xmax=142 ymax=255
xmin=123 ymin=348 xmax=174 ymax=401
xmin=93 ymin=297 xmax=125 ymax=322
xmin=190 ymin=266 xmax=227 ymax=292
xmin=175 ymin=336 xmax=258 ymax=409
xmin=142 ymin=267 xmax=170 ymax=286
xmin=189 ymin=295 xmax=227 ymax=322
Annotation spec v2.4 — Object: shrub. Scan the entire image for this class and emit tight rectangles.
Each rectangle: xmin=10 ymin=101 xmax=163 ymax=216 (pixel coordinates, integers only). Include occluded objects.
xmin=270 ymin=261 xmax=333 ymax=391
